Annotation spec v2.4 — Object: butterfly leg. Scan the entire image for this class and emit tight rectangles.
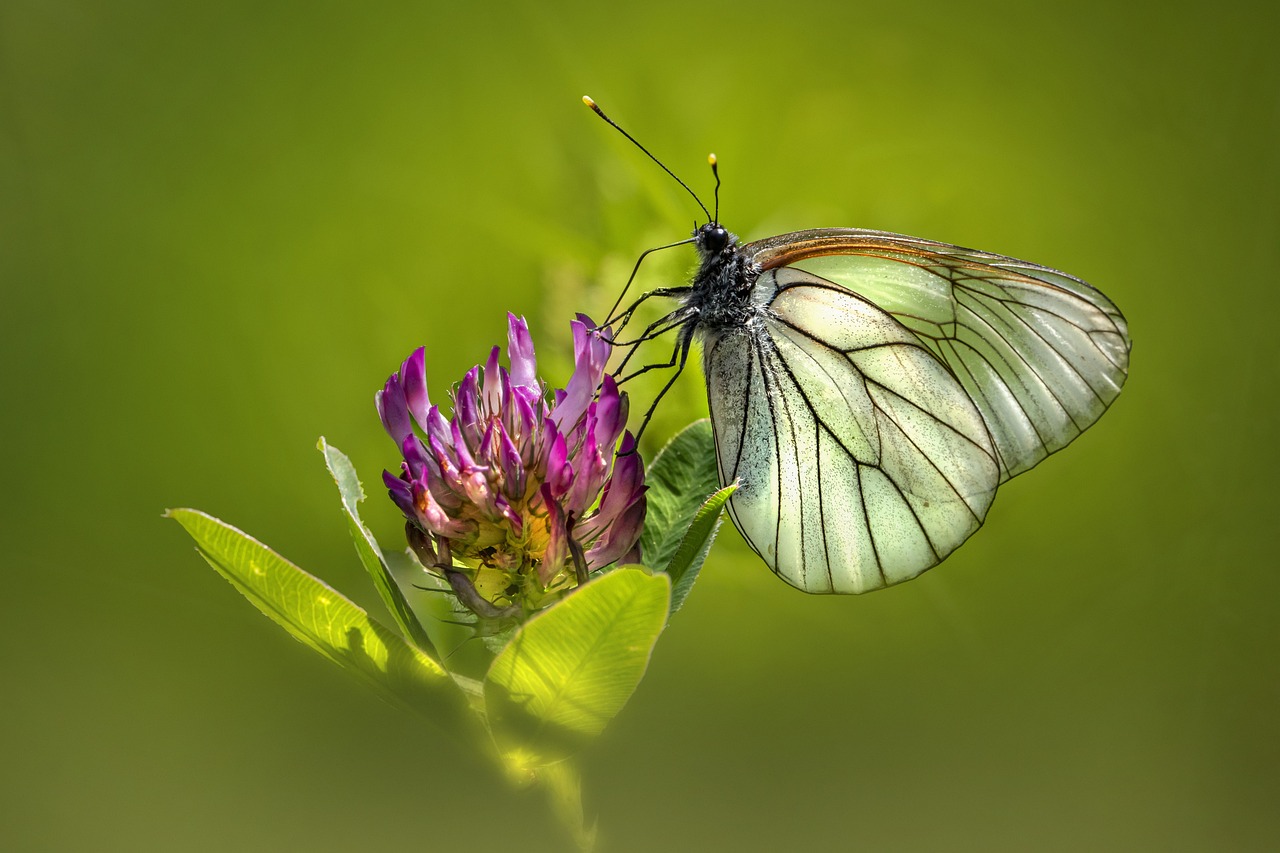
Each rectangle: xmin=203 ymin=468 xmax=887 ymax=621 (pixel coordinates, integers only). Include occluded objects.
xmin=605 ymin=286 xmax=692 ymax=340
xmin=623 ymin=325 xmax=696 ymax=450
xmin=602 ymin=237 xmax=696 ymax=325
xmin=611 ymin=305 xmax=696 ymax=378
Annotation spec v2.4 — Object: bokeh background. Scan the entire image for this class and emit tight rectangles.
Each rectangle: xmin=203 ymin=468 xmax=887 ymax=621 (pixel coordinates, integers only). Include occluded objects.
xmin=3 ymin=0 xmax=1276 ymax=850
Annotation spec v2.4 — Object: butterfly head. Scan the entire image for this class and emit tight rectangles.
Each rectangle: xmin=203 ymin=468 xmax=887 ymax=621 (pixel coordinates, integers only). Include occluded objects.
xmin=694 ymin=221 xmax=736 ymax=260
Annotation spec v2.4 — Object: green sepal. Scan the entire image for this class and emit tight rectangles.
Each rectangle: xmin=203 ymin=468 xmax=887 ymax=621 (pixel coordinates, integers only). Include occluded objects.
xmin=664 ymin=481 xmax=737 ymax=614
xmin=318 ymin=437 xmax=437 ymax=657
xmin=638 ymin=419 xmax=721 ymax=572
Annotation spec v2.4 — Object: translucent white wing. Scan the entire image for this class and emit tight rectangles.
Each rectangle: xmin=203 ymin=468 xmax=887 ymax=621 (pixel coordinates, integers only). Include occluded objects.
xmin=704 ymin=269 xmax=1001 ymax=594
xmin=744 ymin=229 xmax=1131 ymax=479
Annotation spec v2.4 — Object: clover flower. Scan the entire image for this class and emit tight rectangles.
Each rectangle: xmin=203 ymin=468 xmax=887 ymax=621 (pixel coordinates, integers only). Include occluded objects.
xmin=377 ymin=314 xmax=646 ymax=614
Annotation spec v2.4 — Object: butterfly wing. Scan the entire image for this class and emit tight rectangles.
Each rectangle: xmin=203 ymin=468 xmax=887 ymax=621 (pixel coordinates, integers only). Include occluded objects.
xmin=744 ymin=229 xmax=1131 ymax=480
xmin=704 ymin=268 xmax=1001 ymax=593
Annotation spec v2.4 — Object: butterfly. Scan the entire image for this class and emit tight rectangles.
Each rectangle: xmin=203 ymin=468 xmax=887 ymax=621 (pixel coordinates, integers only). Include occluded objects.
xmin=585 ymin=98 xmax=1131 ymax=594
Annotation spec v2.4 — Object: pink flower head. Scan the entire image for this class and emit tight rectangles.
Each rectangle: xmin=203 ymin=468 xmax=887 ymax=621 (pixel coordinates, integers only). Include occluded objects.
xmin=377 ymin=314 xmax=646 ymax=608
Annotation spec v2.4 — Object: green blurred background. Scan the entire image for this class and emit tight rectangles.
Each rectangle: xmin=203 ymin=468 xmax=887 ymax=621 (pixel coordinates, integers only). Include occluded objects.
xmin=3 ymin=0 xmax=1276 ymax=849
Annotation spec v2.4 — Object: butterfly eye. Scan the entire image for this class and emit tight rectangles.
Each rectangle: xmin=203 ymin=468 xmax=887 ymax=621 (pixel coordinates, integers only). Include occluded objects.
xmin=701 ymin=225 xmax=730 ymax=253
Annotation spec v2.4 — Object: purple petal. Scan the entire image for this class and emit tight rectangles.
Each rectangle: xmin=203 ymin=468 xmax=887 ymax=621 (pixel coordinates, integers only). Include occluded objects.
xmin=592 ymin=375 xmax=624 ymax=450
xmin=400 ymin=432 xmax=431 ymax=480
xmin=499 ymin=428 xmax=526 ymax=499
xmin=382 ymin=469 xmax=416 ymax=519
xmin=584 ymin=491 xmax=646 ymax=569
xmin=614 ymin=391 xmax=630 ymax=444
xmin=616 ymin=538 xmax=643 ymax=567
xmin=448 ymin=421 xmax=493 ymax=508
xmin=575 ymin=313 xmax=611 ymax=370
xmin=549 ymin=317 xmax=609 ymax=433
xmin=539 ymin=484 xmax=569 ymax=584
xmin=400 ymin=347 xmax=432 ymax=433
xmin=386 ymin=463 xmax=470 ymax=540
xmin=426 ymin=405 xmax=452 ymax=449
xmin=510 ymin=391 xmax=540 ymax=458
xmin=483 ymin=346 xmax=502 ymax=413
xmin=455 ymin=367 xmax=481 ymax=438
xmin=568 ymin=415 xmax=607 ymax=514
xmin=539 ymin=414 xmax=560 ymax=469
xmin=429 ymin=433 xmax=465 ymax=497
xmin=462 ymin=473 xmax=494 ymax=513
xmin=546 ymin=431 xmax=572 ymax=500
xmin=376 ymin=375 xmax=413 ymax=446
xmin=493 ymin=493 xmax=523 ymax=537
xmin=450 ymin=419 xmax=478 ymax=471
xmin=477 ymin=419 xmax=497 ymax=464
xmin=414 ymin=483 xmax=472 ymax=539
xmin=499 ymin=365 xmax=513 ymax=419
xmin=594 ymin=433 xmax=645 ymax=523
xmin=507 ymin=313 xmax=537 ymax=389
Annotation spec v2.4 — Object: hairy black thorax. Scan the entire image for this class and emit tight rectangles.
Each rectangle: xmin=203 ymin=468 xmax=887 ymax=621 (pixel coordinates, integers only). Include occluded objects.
xmin=682 ymin=222 xmax=763 ymax=339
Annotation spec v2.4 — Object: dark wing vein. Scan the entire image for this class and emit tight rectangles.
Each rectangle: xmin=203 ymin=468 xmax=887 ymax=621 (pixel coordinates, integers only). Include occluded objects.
xmin=958 ymin=284 xmax=1106 ymax=413
xmin=759 ymin=327 xmax=879 ymax=589
xmin=953 ymin=288 xmax=1083 ymax=433
xmin=753 ymin=237 xmax=1130 ymax=483
xmin=939 ymin=337 xmax=1011 ymax=471
xmin=765 ymin=325 xmax=962 ymax=578
xmin=751 ymin=334 xmax=787 ymax=582
xmin=770 ymin=328 xmax=983 ymax=529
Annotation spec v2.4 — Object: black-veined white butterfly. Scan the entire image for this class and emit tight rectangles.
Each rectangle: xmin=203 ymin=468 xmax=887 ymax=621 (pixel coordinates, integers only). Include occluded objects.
xmin=585 ymin=97 xmax=1131 ymax=594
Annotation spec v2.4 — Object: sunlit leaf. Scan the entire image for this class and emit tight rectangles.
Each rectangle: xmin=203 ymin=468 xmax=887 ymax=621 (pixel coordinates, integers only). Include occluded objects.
xmin=484 ymin=568 xmax=669 ymax=764
xmin=166 ymin=508 xmax=473 ymax=737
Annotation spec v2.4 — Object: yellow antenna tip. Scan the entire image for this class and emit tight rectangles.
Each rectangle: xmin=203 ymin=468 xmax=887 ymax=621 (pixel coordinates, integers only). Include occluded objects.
xmin=708 ymin=153 xmax=717 ymax=166
xmin=582 ymin=95 xmax=596 ymax=108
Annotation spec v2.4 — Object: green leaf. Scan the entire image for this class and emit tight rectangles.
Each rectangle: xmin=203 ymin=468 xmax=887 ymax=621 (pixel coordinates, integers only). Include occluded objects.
xmin=664 ymin=482 xmax=737 ymax=614
xmin=639 ymin=419 xmax=721 ymax=572
xmin=318 ymin=437 xmax=437 ymax=657
xmin=166 ymin=508 xmax=474 ymax=738
xmin=484 ymin=568 xmax=670 ymax=765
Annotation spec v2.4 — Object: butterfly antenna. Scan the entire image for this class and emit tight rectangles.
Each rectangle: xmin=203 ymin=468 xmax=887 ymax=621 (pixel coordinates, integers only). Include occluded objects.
xmin=709 ymin=153 xmax=721 ymax=223
xmin=582 ymin=95 xmax=712 ymax=222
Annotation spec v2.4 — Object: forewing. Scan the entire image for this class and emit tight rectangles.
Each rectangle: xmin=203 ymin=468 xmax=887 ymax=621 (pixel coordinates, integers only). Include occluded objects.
xmin=745 ymin=229 xmax=1131 ymax=480
xmin=704 ymin=270 xmax=1001 ymax=594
